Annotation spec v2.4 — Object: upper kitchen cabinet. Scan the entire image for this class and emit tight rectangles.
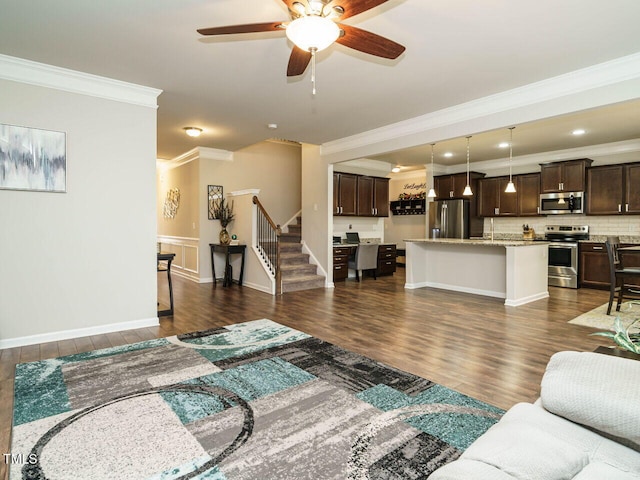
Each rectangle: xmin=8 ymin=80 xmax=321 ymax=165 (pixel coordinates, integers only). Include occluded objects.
xmin=333 ymin=172 xmax=357 ymax=216
xmin=477 ymin=173 xmax=539 ymax=217
xmin=357 ymin=176 xmax=390 ymax=217
xmin=540 ymin=159 xmax=592 ymax=193
xmin=434 ymin=172 xmax=485 ymax=199
xmin=477 ymin=176 xmax=518 ymax=217
xmin=517 ymin=173 xmax=541 ymax=216
xmin=586 ymin=162 xmax=640 ymax=215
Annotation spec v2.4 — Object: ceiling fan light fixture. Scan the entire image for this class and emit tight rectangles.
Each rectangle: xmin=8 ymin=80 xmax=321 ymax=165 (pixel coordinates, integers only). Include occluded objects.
xmin=183 ymin=127 xmax=203 ymax=137
xmin=285 ymin=15 xmax=340 ymax=52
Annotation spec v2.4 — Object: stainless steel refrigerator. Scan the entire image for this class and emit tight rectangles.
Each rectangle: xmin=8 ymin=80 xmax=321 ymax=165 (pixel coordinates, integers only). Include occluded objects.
xmin=428 ymin=199 xmax=470 ymax=239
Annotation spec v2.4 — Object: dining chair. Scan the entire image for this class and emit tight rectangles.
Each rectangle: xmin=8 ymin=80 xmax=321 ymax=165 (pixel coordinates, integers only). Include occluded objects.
xmin=348 ymin=243 xmax=379 ymax=281
xmin=605 ymin=236 xmax=640 ymax=315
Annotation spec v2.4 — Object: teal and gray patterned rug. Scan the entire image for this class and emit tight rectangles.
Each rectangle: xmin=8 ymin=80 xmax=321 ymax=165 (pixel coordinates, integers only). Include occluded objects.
xmin=11 ymin=319 xmax=502 ymax=479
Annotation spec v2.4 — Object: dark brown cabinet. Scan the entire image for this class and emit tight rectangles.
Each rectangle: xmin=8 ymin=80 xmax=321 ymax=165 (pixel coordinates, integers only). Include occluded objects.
xmin=477 ymin=173 xmax=539 ymax=217
xmin=580 ymin=242 xmax=640 ymax=289
xmin=587 ymin=162 xmax=640 ymax=215
xmin=357 ymin=176 xmax=389 ymax=217
xmin=626 ymin=164 xmax=640 ymax=213
xmin=517 ymin=173 xmax=541 ymax=216
xmin=540 ymin=159 xmax=592 ymax=193
xmin=334 ymin=173 xmax=389 ymax=217
xmin=333 ymin=173 xmax=357 ymax=216
xmin=333 ymin=246 xmax=351 ymax=281
xmin=477 ymin=176 xmax=518 ymax=217
xmin=434 ymin=172 xmax=484 ymax=199
xmin=579 ymin=242 xmax=610 ymax=289
xmin=377 ymin=244 xmax=396 ymax=276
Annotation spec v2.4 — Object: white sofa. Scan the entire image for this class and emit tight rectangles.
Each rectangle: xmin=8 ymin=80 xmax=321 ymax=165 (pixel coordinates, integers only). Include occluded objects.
xmin=430 ymin=351 xmax=640 ymax=480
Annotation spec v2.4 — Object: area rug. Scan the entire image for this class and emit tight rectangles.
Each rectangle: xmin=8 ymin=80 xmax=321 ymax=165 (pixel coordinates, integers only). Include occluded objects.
xmin=11 ymin=319 xmax=502 ymax=480
xmin=568 ymin=301 xmax=640 ymax=331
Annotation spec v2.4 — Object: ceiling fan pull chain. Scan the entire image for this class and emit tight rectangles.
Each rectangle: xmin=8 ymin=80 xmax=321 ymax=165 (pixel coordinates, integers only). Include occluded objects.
xmin=311 ymin=47 xmax=317 ymax=95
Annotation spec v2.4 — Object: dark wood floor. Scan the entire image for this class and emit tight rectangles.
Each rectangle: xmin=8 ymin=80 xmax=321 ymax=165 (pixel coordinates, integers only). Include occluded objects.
xmin=0 ymin=267 xmax=610 ymax=479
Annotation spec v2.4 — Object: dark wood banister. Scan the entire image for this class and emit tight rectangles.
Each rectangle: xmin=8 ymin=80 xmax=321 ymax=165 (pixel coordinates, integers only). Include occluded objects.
xmin=252 ymin=196 xmax=283 ymax=294
xmin=252 ymin=196 xmax=281 ymax=234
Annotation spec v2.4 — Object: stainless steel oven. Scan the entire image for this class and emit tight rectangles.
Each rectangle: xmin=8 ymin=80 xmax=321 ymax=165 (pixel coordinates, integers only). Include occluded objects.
xmin=545 ymin=225 xmax=589 ymax=288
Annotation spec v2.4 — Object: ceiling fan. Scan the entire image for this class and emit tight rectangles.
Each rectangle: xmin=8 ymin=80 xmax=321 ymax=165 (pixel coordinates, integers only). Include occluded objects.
xmin=197 ymin=0 xmax=405 ymax=90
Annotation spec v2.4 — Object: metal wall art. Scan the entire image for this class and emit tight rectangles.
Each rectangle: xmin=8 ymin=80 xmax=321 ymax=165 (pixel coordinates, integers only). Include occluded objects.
xmin=163 ymin=188 xmax=180 ymax=219
xmin=208 ymin=185 xmax=223 ymax=220
xmin=0 ymin=124 xmax=66 ymax=192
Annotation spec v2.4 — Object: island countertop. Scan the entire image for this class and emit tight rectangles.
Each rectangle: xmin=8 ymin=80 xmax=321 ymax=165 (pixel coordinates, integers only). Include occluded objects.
xmin=404 ymin=238 xmax=549 ymax=247
xmin=404 ymin=239 xmax=549 ymax=306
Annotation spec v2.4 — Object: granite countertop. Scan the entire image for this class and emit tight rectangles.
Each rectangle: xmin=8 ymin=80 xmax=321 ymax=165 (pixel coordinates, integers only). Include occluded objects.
xmin=583 ymin=235 xmax=640 ymax=244
xmin=404 ymin=238 xmax=548 ymax=247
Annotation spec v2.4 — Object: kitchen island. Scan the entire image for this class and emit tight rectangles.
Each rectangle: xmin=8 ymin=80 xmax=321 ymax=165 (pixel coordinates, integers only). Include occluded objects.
xmin=404 ymin=238 xmax=549 ymax=306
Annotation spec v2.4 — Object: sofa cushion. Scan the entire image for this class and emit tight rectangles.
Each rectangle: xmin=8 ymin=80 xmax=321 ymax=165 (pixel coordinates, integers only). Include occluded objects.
xmin=458 ymin=404 xmax=588 ymax=480
xmin=428 ymin=458 xmax=516 ymax=480
xmin=541 ymin=351 xmax=640 ymax=450
xmin=431 ymin=401 xmax=640 ymax=480
xmin=572 ymin=461 xmax=640 ymax=480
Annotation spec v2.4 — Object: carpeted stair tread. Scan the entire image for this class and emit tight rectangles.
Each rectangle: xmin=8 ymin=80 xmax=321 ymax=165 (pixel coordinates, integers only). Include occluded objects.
xmin=280 ymin=252 xmax=310 ymax=265
xmin=281 ymin=274 xmax=325 ymax=292
xmin=281 ymin=263 xmax=318 ymax=276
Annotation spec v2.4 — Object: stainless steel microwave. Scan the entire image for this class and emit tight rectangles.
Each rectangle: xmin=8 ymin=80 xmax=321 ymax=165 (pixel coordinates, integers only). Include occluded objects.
xmin=539 ymin=192 xmax=584 ymax=214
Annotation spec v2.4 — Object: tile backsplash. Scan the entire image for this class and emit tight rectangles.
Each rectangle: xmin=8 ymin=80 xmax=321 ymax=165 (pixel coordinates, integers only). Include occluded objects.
xmin=484 ymin=215 xmax=640 ymax=243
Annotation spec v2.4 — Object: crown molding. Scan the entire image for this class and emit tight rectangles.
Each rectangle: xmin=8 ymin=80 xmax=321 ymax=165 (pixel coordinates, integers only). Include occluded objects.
xmin=321 ymin=52 xmax=640 ymax=161
xmin=158 ymin=146 xmax=234 ymax=170
xmin=0 ymin=54 xmax=162 ymax=108
xmin=443 ymin=138 xmax=640 ymax=175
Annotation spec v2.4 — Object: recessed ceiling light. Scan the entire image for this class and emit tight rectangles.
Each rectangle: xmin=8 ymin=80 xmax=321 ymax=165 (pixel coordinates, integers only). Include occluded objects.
xmin=444 ymin=152 xmax=453 ymax=158
xmin=498 ymin=142 xmax=509 ymax=148
xmin=572 ymin=129 xmax=586 ymax=136
xmin=183 ymin=127 xmax=203 ymax=137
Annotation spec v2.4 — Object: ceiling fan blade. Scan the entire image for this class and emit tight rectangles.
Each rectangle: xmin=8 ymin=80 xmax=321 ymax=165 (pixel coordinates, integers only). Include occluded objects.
xmin=197 ymin=22 xmax=284 ymax=36
xmin=332 ymin=0 xmax=389 ymax=20
xmin=287 ymin=46 xmax=312 ymax=76
xmin=336 ymin=24 xmax=405 ymax=59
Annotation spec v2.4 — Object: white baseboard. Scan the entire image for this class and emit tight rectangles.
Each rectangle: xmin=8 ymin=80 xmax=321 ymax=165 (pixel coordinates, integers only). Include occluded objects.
xmin=504 ymin=291 xmax=549 ymax=307
xmin=0 ymin=317 xmax=160 ymax=350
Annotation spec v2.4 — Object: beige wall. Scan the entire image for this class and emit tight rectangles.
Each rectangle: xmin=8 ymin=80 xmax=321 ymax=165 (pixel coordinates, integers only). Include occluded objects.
xmin=156 ymin=140 xmax=302 ymax=288
xmin=157 ymin=159 xmax=199 ymax=238
xmin=384 ymin=171 xmax=429 ymax=249
xmin=302 ymin=144 xmax=330 ymax=282
xmin=0 ymin=78 xmax=159 ymax=346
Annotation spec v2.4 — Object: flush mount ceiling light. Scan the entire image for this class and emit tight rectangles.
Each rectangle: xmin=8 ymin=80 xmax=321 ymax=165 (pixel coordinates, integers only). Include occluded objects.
xmin=183 ymin=127 xmax=203 ymax=137
xmin=427 ymin=143 xmax=437 ymax=198
xmin=505 ymin=127 xmax=517 ymax=193
xmin=572 ymin=129 xmax=586 ymax=136
xmin=498 ymin=142 xmax=509 ymax=148
xmin=444 ymin=152 xmax=453 ymax=158
xmin=391 ymin=165 xmax=401 ymax=173
xmin=463 ymin=136 xmax=473 ymax=196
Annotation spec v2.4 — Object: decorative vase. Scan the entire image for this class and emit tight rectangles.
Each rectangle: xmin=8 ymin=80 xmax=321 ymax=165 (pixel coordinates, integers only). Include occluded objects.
xmin=219 ymin=228 xmax=231 ymax=245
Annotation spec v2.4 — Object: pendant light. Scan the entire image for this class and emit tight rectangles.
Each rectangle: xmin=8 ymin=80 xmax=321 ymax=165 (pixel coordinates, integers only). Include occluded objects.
xmin=463 ymin=136 xmax=473 ymax=196
xmin=505 ymin=127 xmax=517 ymax=193
xmin=427 ymin=143 xmax=437 ymax=198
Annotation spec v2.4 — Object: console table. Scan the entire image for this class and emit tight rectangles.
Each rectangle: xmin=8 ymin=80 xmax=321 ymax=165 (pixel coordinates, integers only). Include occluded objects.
xmin=157 ymin=252 xmax=175 ymax=317
xmin=210 ymin=243 xmax=246 ymax=287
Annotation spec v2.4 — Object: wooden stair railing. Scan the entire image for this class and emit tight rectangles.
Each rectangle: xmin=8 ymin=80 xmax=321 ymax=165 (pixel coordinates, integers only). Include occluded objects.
xmin=252 ymin=196 xmax=283 ymax=294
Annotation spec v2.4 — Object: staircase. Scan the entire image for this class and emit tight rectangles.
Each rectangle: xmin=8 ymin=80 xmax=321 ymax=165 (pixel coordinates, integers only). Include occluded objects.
xmin=279 ymin=217 xmax=326 ymax=293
